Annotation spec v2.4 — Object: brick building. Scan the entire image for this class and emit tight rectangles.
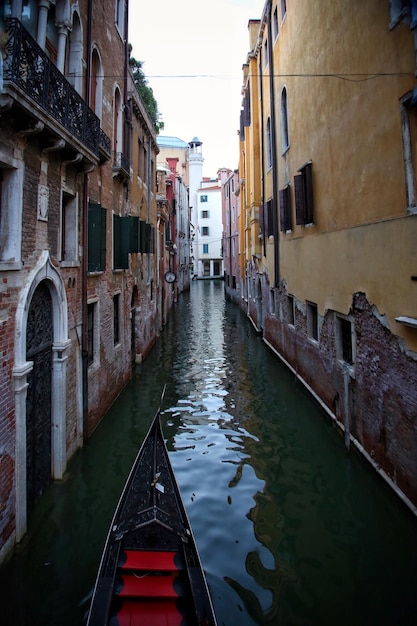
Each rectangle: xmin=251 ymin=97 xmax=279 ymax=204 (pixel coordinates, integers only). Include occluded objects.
xmin=0 ymin=0 xmax=173 ymax=563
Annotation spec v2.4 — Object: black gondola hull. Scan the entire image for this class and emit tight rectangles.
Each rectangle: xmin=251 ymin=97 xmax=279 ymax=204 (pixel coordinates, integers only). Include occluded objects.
xmin=86 ymin=407 xmax=217 ymax=626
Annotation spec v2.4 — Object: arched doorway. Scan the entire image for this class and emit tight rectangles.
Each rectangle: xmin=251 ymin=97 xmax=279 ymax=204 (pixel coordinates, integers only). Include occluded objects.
xmin=26 ymin=282 xmax=53 ymax=511
xmin=13 ymin=252 xmax=71 ymax=541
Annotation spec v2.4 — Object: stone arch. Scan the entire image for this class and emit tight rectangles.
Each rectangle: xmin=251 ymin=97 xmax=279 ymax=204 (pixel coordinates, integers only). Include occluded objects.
xmin=91 ymin=46 xmax=104 ymax=120
xmin=13 ymin=252 xmax=71 ymax=541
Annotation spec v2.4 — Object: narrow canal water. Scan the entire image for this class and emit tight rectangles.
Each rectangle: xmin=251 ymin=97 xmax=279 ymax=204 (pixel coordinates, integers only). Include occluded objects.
xmin=2 ymin=280 xmax=417 ymax=625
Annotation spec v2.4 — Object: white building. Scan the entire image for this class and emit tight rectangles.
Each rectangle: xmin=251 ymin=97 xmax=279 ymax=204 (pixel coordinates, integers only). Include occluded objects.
xmin=195 ymin=168 xmax=231 ymax=278
xmin=158 ymin=135 xmax=227 ymax=280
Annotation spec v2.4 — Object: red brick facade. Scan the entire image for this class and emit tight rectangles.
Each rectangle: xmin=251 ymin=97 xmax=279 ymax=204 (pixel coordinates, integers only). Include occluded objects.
xmin=0 ymin=1 xmax=178 ymax=563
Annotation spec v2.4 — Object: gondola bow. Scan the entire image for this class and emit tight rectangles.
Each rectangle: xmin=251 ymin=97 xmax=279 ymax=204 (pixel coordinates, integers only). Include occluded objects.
xmin=86 ymin=407 xmax=217 ymax=626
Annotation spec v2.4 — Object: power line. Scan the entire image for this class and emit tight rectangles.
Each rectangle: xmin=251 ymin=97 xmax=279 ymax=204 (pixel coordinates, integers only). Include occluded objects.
xmin=78 ymin=71 xmax=412 ymax=82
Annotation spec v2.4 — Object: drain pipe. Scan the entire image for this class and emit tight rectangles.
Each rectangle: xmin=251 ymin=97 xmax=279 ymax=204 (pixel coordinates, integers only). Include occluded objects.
xmin=81 ymin=0 xmax=93 ymax=443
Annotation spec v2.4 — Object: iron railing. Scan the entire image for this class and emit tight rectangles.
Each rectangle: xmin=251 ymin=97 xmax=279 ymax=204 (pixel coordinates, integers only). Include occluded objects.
xmin=3 ymin=18 xmax=101 ymax=157
xmin=99 ymin=128 xmax=111 ymax=161
xmin=112 ymin=151 xmax=130 ymax=178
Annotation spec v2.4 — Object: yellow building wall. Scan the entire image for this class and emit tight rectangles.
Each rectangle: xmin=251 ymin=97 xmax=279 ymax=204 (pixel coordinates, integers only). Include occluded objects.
xmin=269 ymin=0 xmax=417 ymax=350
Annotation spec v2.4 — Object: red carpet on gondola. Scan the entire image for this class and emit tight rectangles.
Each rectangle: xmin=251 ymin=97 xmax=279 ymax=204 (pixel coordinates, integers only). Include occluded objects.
xmin=113 ymin=549 xmax=185 ymax=626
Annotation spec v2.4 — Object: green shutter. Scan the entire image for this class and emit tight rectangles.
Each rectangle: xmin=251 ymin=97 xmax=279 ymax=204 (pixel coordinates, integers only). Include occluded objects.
xmin=113 ymin=215 xmax=129 ymax=269
xmin=139 ymin=220 xmax=146 ymax=253
xmin=88 ymin=202 xmax=106 ymax=272
xmin=129 ymin=216 xmax=139 ymax=253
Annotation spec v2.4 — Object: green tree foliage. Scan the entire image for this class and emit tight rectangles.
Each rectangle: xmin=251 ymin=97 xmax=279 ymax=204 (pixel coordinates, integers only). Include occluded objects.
xmin=129 ymin=56 xmax=164 ymax=134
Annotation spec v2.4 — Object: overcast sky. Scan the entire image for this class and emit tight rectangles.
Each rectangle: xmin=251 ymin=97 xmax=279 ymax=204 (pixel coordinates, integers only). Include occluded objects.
xmin=128 ymin=0 xmax=265 ymax=177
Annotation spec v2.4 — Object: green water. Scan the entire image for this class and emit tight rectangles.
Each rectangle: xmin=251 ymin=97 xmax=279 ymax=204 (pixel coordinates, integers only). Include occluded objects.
xmin=1 ymin=280 xmax=417 ymax=625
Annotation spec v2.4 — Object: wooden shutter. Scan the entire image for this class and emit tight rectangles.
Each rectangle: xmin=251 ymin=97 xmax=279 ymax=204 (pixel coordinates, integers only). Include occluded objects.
xmin=139 ymin=219 xmax=147 ymax=253
xmin=294 ymin=173 xmax=306 ymax=225
xmin=304 ymin=162 xmax=314 ymax=224
xmin=113 ymin=215 xmax=129 ymax=269
xmin=129 ymin=216 xmax=139 ymax=253
xmin=279 ymin=185 xmax=292 ymax=231
xmin=267 ymin=200 xmax=274 ymax=237
xmin=88 ymin=202 xmax=106 ymax=272
xmin=259 ymin=202 xmax=265 ymax=237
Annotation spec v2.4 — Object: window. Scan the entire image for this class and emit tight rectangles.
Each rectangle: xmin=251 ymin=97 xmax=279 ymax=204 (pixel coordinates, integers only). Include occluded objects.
xmin=200 ymin=195 xmax=208 ymax=202
xmin=90 ymin=48 xmax=103 ymax=119
xmin=150 ymin=158 xmax=154 ymax=188
xmin=143 ymin=145 xmax=148 ymax=183
xmin=279 ymin=184 xmax=292 ymax=231
xmin=138 ymin=137 xmax=143 ymax=179
xmin=115 ymin=0 xmax=125 ymax=37
xmin=389 ymin=0 xmax=410 ymax=28
xmin=67 ymin=11 xmax=82 ymax=93
xmin=203 ymin=244 xmax=209 ymax=254
xmin=336 ymin=315 xmax=354 ymax=365
xmin=113 ymin=214 xmax=130 ymax=269
xmin=61 ymin=191 xmax=78 ymax=264
xmin=266 ymin=117 xmax=272 ymax=169
xmin=281 ymin=86 xmax=289 ymax=152
xmin=273 ymin=6 xmax=279 ymax=39
xmin=263 ymin=199 xmax=274 ymax=237
xmin=113 ymin=293 xmax=120 ymax=345
xmin=88 ymin=202 xmax=106 ymax=272
xmin=140 ymin=220 xmax=154 ymax=253
xmin=129 ymin=216 xmax=139 ymax=253
xmin=400 ymin=92 xmax=417 ymax=212
xmin=113 ymin=87 xmax=123 ymax=163
xmin=281 ymin=0 xmax=287 ymax=21
xmin=294 ymin=161 xmax=314 ymax=225
xmin=0 ymin=163 xmax=23 ymax=269
xmin=264 ymin=39 xmax=268 ymax=67
xmin=307 ymin=302 xmax=318 ymax=341
xmin=202 ymin=226 xmax=209 ymax=236
xmin=201 ymin=210 xmax=209 ymax=218
xmin=45 ymin=5 xmax=58 ymax=62
xmin=270 ymin=289 xmax=276 ymax=316
xmin=287 ymin=295 xmax=295 ymax=325
xmin=242 ymin=86 xmax=251 ymax=128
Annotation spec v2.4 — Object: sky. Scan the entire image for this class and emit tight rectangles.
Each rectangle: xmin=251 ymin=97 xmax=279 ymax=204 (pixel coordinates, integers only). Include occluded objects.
xmin=128 ymin=0 xmax=266 ymax=177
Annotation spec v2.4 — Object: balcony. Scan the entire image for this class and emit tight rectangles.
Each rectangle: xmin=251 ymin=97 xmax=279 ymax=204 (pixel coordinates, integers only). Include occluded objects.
xmin=2 ymin=18 xmax=105 ymax=161
xmin=99 ymin=129 xmax=111 ymax=162
xmin=112 ymin=151 xmax=130 ymax=180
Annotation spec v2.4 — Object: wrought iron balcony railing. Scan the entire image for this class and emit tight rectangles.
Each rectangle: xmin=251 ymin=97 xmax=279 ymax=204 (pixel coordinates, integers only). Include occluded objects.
xmin=99 ymin=128 xmax=111 ymax=161
xmin=3 ymin=18 xmax=101 ymax=157
xmin=112 ymin=151 xmax=130 ymax=179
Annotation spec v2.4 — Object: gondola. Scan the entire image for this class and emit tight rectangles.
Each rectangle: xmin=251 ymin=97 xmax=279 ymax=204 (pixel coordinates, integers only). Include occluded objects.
xmin=86 ymin=391 xmax=217 ymax=626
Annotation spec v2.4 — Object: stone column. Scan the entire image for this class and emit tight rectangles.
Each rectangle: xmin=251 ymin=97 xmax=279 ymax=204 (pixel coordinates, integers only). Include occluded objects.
xmin=37 ymin=0 xmax=51 ymax=50
xmin=12 ymin=361 xmax=33 ymax=542
xmin=56 ymin=23 xmax=69 ymax=74
xmin=51 ymin=340 xmax=71 ymax=480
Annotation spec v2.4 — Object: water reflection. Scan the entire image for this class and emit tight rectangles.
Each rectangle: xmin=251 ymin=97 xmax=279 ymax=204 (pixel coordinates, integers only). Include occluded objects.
xmin=1 ymin=280 xmax=417 ymax=626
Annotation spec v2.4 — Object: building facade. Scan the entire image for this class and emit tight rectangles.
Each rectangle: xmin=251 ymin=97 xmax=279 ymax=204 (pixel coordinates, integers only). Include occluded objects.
xmin=0 ymin=0 xmax=167 ymax=563
xmin=239 ymin=0 xmax=417 ymax=511
xmin=222 ymin=169 xmax=241 ymax=302
xmin=196 ymin=170 xmax=228 ymax=279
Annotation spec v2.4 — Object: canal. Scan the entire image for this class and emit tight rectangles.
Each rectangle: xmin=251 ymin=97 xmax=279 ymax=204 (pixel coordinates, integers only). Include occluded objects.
xmin=2 ymin=279 xmax=417 ymax=625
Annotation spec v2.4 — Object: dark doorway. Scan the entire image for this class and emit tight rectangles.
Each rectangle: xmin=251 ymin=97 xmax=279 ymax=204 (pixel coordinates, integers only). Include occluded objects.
xmin=26 ymin=281 xmax=53 ymax=512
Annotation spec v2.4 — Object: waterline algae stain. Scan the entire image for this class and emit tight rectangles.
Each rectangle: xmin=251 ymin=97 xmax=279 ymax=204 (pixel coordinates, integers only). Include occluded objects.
xmin=1 ymin=280 xmax=417 ymax=625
